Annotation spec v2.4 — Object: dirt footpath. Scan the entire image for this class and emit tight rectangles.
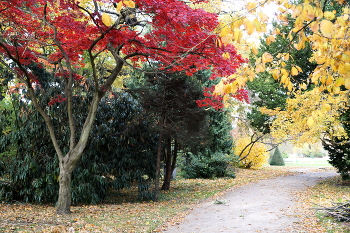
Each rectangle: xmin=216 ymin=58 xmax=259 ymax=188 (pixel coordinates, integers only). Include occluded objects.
xmin=163 ymin=168 xmax=337 ymax=233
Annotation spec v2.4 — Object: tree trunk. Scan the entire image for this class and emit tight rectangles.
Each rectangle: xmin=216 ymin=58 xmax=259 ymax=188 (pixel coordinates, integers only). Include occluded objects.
xmin=162 ymin=135 xmax=172 ymax=190
xmin=56 ymin=166 xmax=73 ymax=214
xmin=154 ymin=132 xmax=163 ymax=201
xmin=171 ymin=138 xmax=178 ymax=174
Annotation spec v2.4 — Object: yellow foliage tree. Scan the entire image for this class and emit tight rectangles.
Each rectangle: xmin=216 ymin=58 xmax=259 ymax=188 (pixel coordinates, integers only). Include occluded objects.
xmin=213 ymin=0 xmax=350 ymax=98
xmin=209 ymin=0 xmax=349 ymax=149
xmin=260 ymin=89 xmax=348 ymax=146
xmin=234 ymin=136 xmax=269 ymax=169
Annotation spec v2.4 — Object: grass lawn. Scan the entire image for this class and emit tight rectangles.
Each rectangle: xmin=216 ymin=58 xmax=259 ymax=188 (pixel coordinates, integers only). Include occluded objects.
xmin=284 ymin=157 xmax=332 ymax=167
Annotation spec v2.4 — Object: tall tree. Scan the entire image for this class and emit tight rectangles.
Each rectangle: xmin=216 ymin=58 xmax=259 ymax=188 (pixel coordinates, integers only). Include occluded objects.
xmin=247 ymin=17 xmax=317 ymax=134
xmin=127 ymin=70 xmax=207 ymax=194
xmin=0 ymin=0 xmax=245 ymax=214
xmin=246 ymin=0 xmax=350 ymax=146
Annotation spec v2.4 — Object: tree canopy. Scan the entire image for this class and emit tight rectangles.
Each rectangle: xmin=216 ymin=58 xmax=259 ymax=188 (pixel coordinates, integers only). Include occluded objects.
xmin=0 ymin=0 xmax=246 ymax=214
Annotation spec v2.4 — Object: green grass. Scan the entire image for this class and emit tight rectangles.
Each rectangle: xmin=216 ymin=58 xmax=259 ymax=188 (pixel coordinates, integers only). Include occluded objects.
xmin=284 ymin=157 xmax=332 ymax=167
xmin=284 ymin=163 xmax=332 ymax=167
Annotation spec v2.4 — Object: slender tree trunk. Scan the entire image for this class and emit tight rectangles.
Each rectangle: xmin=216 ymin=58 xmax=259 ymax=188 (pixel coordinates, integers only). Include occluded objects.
xmin=171 ymin=138 xmax=178 ymax=174
xmin=154 ymin=132 xmax=163 ymax=201
xmin=161 ymin=135 xmax=172 ymax=190
xmin=56 ymin=165 xmax=73 ymax=214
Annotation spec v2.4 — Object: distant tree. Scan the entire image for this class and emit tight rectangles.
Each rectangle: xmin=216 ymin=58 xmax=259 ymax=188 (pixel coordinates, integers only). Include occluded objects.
xmin=235 ymin=136 xmax=269 ymax=169
xmin=269 ymin=147 xmax=285 ymax=166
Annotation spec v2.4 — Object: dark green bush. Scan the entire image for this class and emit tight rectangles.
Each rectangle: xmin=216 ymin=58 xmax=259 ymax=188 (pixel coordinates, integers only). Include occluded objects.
xmin=269 ymin=147 xmax=285 ymax=166
xmin=323 ymin=137 xmax=350 ymax=180
xmin=182 ymin=153 xmax=235 ymax=179
xmin=322 ymin=107 xmax=350 ymax=181
xmin=0 ymin=67 xmax=157 ymax=204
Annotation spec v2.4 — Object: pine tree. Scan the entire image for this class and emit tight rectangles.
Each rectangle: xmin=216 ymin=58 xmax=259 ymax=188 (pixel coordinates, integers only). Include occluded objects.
xmin=269 ymin=147 xmax=285 ymax=166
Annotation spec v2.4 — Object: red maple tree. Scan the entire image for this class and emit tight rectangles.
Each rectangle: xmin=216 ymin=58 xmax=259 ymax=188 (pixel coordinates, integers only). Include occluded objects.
xmin=0 ymin=0 xmax=246 ymax=214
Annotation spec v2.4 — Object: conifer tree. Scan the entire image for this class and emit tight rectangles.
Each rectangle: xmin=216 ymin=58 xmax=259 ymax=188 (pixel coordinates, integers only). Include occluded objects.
xmin=269 ymin=147 xmax=285 ymax=166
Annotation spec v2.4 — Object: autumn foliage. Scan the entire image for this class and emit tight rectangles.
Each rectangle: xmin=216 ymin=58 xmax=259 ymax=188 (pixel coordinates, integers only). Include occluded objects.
xmin=234 ymin=137 xmax=269 ymax=169
xmin=0 ymin=0 xmax=248 ymax=213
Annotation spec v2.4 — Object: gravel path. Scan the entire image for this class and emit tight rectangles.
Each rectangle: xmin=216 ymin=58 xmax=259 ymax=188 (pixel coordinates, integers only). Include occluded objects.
xmin=163 ymin=168 xmax=337 ymax=233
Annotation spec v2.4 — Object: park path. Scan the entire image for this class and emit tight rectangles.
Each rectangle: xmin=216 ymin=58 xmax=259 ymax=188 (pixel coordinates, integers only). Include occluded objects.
xmin=163 ymin=168 xmax=336 ymax=233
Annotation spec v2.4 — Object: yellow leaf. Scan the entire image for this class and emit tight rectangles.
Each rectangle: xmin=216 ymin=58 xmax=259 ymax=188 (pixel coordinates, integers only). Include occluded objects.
xmin=345 ymin=79 xmax=350 ymax=89
xmin=335 ymin=77 xmax=344 ymax=87
xmin=259 ymin=11 xmax=269 ymax=22
xmin=223 ymin=94 xmax=230 ymax=102
xmin=307 ymin=117 xmax=314 ymax=127
xmin=262 ymin=52 xmax=273 ymax=63
xmin=284 ymin=53 xmax=290 ymax=60
xmin=291 ymin=67 xmax=299 ymax=76
xmin=266 ymin=35 xmax=275 ymax=45
xmin=281 ymin=68 xmax=288 ymax=75
xmin=233 ymin=28 xmax=242 ymax=43
xmin=341 ymin=53 xmax=350 ymax=62
xmin=102 ymin=13 xmax=113 ymax=26
xmin=231 ymin=19 xmax=243 ymax=29
xmin=324 ymin=104 xmax=331 ymax=112
xmin=76 ymin=0 xmax=90 ymax=4
xmin=220 ymin=25 xmax=230 ymax=38
xmin=338 ymin=64 xmax=346 ymax=74
xmin=246 ymin=2 xmax=257 ymax=11
xmin=252 ymin=46 xmax=258 ymax=55
xmin=296 ymin=66 xmax=303 ymax=73
xmin=316 ymin=56 xmax=326 ymax=64
xmin=337 ymin=16 xmax=347 ymax=26
xmin=243 ymin=19 xmax=255 ymax=35
xmin=333 ymin=86 xmax=340 ymax=94
xmin=255 ymin=64 xmax=265 ymax=73
xmin=320 ymin=20 xmax=334 ymax=38
xmin=300 ymin=83 xmax=307 ymax=90
xmin=214 ymin=80 xmax=225 ymax=95
xmin=309 ymin=21 xmax=319 ymax=33
xmin=224 ymin=83 xmax=232 ymax=94
xmin=253 ymin=18 xmax=263 ymax=32
xmin=294 ymin=43 xmax=301 ymax=50
xmin=230 ymin=82 xmax=238 ymax=93
xmin=123 ymin=0 xmax=136 ymax=8
xmin=271 ymin=69 xmax=280 ymax=80
xmin=222 ymin=52 xmax=230 ymax=59
xmin=325 ymin=76 xmax=333 ymax=86
xmin=280 ymin=74 xmax=288 ymax=84
xmin=278 ymin=7 xmax=286 ymax=13
xmin=116 ymin=1 xmax=123 ymax=12
xmin=324 ymin=11 xmax=335 ymax=20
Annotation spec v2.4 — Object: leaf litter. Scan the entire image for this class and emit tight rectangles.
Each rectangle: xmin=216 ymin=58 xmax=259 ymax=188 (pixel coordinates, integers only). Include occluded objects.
xmin=0 ymin=167 xmax=301 ymax=233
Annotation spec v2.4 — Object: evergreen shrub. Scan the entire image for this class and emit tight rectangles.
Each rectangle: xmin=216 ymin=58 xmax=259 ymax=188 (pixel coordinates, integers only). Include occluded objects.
xmin=0 ymin=90 xmax=157 ymax=204
xmin=182 ymin=153 xmax=235 ymax=179
xmin=323 ymin=138 xmax=350 ymax=180
xmin=269 ymin=147 xmax=285 ymax=166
